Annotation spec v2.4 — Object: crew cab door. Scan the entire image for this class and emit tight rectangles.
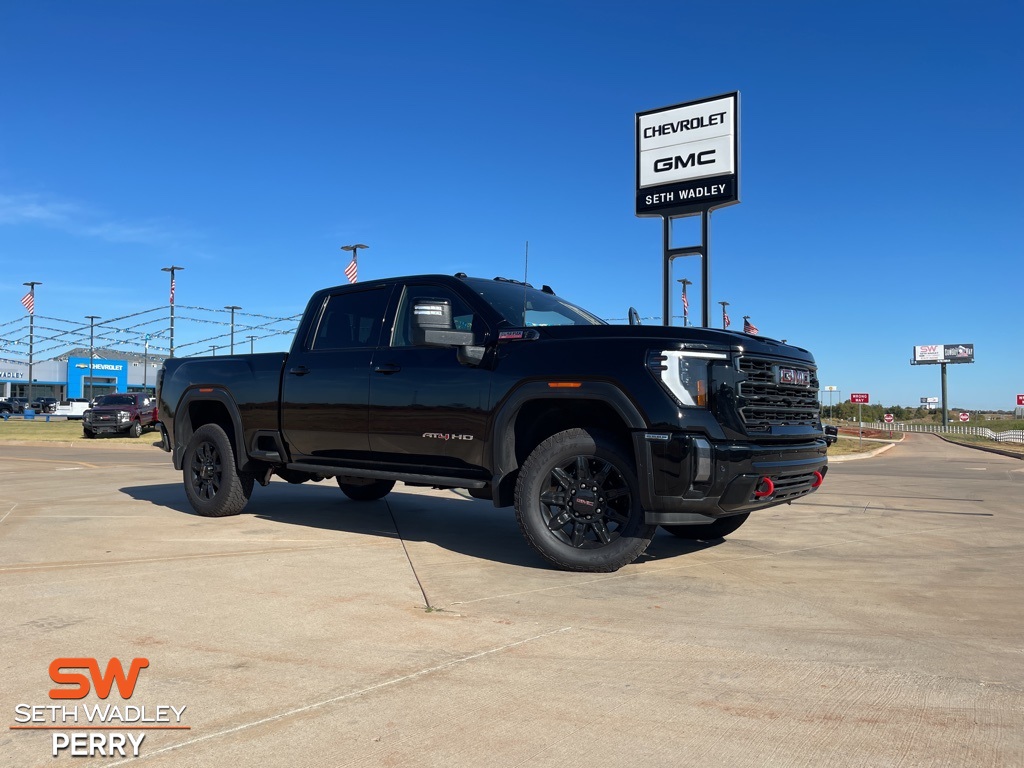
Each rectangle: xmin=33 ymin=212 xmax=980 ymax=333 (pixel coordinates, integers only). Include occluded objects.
xmin=281 ymin=285 xmax=393 ymax=462
xmin=367 ymin=283 xmax=492 ymax=474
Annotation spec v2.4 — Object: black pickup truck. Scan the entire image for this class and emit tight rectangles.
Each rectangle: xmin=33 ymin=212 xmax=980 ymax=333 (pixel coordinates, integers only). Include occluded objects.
xmin=157 ymin=274 xmax=828 ymax=572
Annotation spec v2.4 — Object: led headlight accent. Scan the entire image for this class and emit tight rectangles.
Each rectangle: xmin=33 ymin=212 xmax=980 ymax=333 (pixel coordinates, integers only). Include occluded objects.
xmin=652 ymin=350 xmax=727 ymax=408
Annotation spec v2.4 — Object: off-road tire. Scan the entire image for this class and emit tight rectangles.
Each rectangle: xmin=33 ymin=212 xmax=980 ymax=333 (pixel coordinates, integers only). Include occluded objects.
xmin=182 ymin=423 xmax=253 ymax=517
xmin=515 ymin=428 xmax=655 ymax=572
xmin=337 ymin=478 xmax=395 ymax=501
xmin=661 ymin=512 xmax=750 ymax=541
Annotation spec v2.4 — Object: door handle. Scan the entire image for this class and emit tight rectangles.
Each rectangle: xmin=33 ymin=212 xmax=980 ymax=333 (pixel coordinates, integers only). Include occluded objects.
xmin=289 ymin=366 xmax=311 ymax=376
xmin=373 ymin=363 xmax=401 ymax=374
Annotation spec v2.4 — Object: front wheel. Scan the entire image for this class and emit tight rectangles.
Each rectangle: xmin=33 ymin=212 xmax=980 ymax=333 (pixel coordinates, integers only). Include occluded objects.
xmin=337 ymin=478 xmax=395 ymax=501
xmin=661 ymin=512 xmax=750 ymax=541
xmin=128 ymin=420 xmax=143 ymax=438
xmin=515 ymin=428 xmax=655 ymax=572
xmin=182 ymin=424 xmax=253 ymax=517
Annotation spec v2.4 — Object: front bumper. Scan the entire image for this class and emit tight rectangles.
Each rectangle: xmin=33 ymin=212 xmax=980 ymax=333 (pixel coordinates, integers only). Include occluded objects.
xmin=86 ymin=423 xmax=132 ymax=435
xmin=634 ymin=432 xmax=828 ymax=525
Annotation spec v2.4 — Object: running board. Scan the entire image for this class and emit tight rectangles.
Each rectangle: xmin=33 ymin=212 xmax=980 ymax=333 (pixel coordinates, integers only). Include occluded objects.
xmin=285 ymin=463 xmax=488 ymax=489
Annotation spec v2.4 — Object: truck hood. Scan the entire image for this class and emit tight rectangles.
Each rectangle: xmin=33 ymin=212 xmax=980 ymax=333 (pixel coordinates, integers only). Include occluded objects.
xmin=525 ymin=325 xmax=817 ymax=365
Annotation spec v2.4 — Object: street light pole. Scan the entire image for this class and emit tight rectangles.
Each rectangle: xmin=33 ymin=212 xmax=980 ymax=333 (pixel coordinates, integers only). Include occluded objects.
xmin=23 ymin=282 xmax=41 ymax=404
xmin=224 ymin=305 xmax=241 ymax=354
xmin=677 ymin=278 xmax=692 ymax=327
xmin=85 ymin=316 xmax=100 ymax=401
xmin=161 ymin=265 xmax=184 ymax=357
xmin=247 ymin=335 xmax=257 ymax=354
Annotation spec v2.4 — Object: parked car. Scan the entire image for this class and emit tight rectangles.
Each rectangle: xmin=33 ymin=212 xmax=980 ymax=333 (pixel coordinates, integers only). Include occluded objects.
xmin=30 ymin=396 xmax=59 ymax=413
xmin=823 ymin=424 xmax=839 ymax=446
xmin=54 ymin=398 xmax=92 ymax=420
xmin=0 ymin=399 xmax=14 ymax=414
xmin=83 ymin=393 xmax=159 ymax=438
xmin=3 ymin=397 xmax=30 ymax=413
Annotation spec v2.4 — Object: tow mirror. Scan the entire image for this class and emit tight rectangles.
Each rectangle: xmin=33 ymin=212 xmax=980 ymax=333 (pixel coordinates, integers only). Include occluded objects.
xmin=412 ymin=299 xmax=475 ymax=347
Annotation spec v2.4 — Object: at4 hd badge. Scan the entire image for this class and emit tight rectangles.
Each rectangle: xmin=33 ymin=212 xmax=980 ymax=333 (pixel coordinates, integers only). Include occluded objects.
xmin=423 ymin=432 xmax=474 ymax=441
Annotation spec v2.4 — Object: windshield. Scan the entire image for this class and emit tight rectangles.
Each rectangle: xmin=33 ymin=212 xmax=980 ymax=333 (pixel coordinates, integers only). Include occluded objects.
xmin=466 ymin=278 xmax=605 ymax=327
xmin=96 ymin=395 xmax=136 ymax=406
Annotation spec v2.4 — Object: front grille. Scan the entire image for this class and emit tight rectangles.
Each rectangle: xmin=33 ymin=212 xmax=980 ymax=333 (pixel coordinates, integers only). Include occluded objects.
xmin=737 ymin=356 xmax=820 ymax=429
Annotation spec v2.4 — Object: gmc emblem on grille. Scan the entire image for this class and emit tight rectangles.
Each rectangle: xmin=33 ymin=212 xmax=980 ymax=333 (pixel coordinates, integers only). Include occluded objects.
xmin=777 ymin=367 xmax=810 ymax=386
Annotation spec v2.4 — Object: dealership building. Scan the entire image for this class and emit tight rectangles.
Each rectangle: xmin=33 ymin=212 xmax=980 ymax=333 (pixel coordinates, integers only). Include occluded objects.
xmin=0 ymin=348 xmax=165 ymax=401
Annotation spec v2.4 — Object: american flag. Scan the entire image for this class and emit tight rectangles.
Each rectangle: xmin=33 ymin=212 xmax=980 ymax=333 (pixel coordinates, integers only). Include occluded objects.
xmin=21 ymin=291 xmax=34 ymax=315
xmin=743 ymin=316 xmax=759 ymax=335
xmin=344 ymin=257 xmax=358 ymax=284
xmin=723 ymin=311 xmax=730 ymax=329
xmin=681 ymin=286 xmax=689 ymax=316
xmin=169 ymin=276 xmax=176 ymax=305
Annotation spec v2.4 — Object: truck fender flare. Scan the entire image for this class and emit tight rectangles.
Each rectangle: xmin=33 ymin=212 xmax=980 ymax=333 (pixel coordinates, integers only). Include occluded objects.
xmin=490 ymin=381 xmax=646 ymax=488
xmin=171 ymin=387 xmax=247 ymax=472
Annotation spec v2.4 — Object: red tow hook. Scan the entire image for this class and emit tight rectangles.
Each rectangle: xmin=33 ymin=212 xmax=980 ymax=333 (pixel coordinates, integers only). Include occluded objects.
xmin=753 ymin=477 xmax=775 ymax=499
xmin=812 ymin=470 xmax=824 ymax=488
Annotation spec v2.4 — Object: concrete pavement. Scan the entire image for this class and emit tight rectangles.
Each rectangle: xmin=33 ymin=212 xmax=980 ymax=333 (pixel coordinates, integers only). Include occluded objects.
xmin=1 ymin=433 xmax=1021 ymax=766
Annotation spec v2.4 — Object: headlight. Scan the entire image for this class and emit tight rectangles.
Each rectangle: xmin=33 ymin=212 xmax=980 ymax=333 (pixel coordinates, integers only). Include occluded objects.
xmin=118 ymin=411 xmax=130 ymax=422
xmin=649 ymin=349 xmax=728 ymax=408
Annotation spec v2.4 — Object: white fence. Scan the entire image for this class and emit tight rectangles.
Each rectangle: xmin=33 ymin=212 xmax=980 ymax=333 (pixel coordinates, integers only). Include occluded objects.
xmin=859 ymin=422 xmax=1024 ymax=444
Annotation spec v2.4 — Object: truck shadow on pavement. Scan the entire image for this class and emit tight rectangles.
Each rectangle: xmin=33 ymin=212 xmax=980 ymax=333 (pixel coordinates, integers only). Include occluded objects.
xmin=120 ymin=481 xmax=721 ymax=570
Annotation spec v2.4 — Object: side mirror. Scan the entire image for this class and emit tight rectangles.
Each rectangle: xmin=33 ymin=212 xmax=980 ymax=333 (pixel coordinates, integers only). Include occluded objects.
xmin=412 ymin=299 xmax=475 ymax=347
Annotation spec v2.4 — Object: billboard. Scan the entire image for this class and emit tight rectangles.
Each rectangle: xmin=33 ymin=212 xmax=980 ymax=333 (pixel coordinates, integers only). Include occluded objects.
xmin=636 ymin=92 xmax=739 ymax=216
xmin=912 ymin=343 xmax=975 ymax=365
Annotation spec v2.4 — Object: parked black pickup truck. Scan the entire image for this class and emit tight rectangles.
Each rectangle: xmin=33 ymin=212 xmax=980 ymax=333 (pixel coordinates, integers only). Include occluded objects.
xmin=157 ymin=274 xmax=828 ymax=572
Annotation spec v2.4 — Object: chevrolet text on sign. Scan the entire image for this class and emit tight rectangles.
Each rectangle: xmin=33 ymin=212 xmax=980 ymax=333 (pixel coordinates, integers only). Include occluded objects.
xmin=636 ymin=92 xmax=739 ymax=216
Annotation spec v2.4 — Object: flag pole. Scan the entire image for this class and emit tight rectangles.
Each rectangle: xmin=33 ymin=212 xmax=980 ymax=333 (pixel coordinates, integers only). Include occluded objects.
xmin=341 ymin=244 xmax=368 ymax=284
xmin=22 ymin=281 xmax=41 ymax=404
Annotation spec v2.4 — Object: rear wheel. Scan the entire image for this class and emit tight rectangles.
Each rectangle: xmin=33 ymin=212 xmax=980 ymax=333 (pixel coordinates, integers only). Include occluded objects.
xmin=515 ymin=428 xmax=655 ymax=572
xmin=182 ymin=424 xmax=253 ymax=517
xmin=661 ymin=512 xmax=750 ymax=540
xmin=337 ymin=478 xmax=395 ymax=501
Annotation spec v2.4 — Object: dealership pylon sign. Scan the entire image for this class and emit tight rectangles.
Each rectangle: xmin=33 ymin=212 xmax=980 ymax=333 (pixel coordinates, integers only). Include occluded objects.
xmin=636 ymin=93 xmax=739 ymax=216
xmin=636 ymin=92 xmax=739 ymax=329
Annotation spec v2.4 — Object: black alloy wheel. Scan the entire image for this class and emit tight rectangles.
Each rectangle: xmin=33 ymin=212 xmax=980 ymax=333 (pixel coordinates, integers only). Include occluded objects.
xmin=515 ymin=428 xmax=655 ymax=572
xmin=182 ymin=424 xmax=253 ymax=517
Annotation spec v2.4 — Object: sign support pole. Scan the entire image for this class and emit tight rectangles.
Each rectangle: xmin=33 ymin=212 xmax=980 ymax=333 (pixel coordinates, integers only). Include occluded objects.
xmin=941 ymin=363 xmax=948 ymax=428
xmin=661 ymin=210 xmax=710 ymax=327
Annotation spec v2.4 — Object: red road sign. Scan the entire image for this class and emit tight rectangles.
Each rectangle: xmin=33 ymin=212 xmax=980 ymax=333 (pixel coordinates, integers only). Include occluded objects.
xmin=959 ymin=412 xmax=970 ymax=422
xmin=851 ymin=393 xmax=870 ymax=404
xmin=1018 ymin=394 xmax=1024 ymax=406
xmin=883 ymin=413 xmax=894 ymax=423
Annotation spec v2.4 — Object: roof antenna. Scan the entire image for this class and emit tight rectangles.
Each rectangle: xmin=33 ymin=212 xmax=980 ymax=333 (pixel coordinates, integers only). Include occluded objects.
xmin=522 ymin=241 xmax=529 ymax=325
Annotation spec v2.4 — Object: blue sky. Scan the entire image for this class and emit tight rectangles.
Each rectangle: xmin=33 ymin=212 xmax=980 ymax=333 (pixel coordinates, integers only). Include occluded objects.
xmin=1 ymin=1 xmax=1020 ymax=410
